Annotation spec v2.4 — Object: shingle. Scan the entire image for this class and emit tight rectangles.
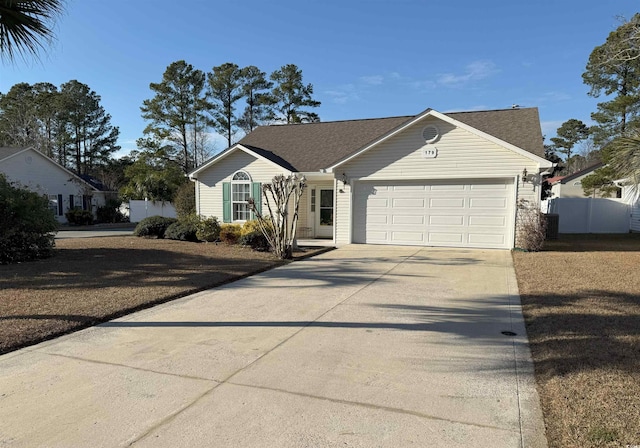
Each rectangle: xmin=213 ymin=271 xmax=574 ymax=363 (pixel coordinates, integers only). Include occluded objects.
xmin=233 ymin=107 xmax=547 ymax=172
xmin=0 ymin=147 xmax=26 ymax=162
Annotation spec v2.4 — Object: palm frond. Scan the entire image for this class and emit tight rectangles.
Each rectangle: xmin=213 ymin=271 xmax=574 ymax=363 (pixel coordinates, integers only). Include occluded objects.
xmin=0 ymin=0 xmax=64 ymax=62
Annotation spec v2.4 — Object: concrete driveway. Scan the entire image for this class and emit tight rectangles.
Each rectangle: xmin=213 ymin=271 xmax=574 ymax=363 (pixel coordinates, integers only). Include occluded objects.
xmin=0 ymin=245 xmax=546 ymax=447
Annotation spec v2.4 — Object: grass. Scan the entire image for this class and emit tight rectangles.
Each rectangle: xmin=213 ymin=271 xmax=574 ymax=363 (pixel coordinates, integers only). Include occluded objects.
xmin=512 ymin=234 xmax=640 ymax=448
xmin=0 ymin=236 xmax=327 ymax=355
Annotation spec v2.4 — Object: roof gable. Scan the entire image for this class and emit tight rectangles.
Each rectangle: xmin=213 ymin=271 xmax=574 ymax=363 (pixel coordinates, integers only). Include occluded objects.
xmin=0 ymin=147 xmax=101 ymax=191
xmin=198 ymin=107 xmax=548 ymax=174
xmin=188 ymin=143 xmax=294 ymax=178
xmin=0 ymin=147 xmax=29 ymax=162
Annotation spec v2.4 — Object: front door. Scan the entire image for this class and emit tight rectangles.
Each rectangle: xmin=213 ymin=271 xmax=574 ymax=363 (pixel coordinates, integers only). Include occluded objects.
xmin=315 ymin=189 xmax=334 ymax=238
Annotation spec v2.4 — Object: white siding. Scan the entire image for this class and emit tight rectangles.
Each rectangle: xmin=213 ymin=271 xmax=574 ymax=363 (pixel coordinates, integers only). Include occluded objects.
xmin=336 ymin=116 xmax=543 ymax=246
xmin=0 ymin=149 xmax=104 ymax=223
xmin=196 ymin=150 xmax=289 ymax=221
xmin=338 ymin=117 xmax=541 ymax=182
xmin=336 ymin=180 xmax=351 ymax=244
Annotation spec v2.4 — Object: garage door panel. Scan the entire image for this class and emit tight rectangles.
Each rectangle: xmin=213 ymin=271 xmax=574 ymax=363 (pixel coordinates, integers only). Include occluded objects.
xmin=468 ymin=215 xmax=506 ymax=227
xmin=429 ymin=215 xmax=464 ymax=226
xmin=428 ymin=232 xmax=464 ymax=243
xmin=470 ymin=183 xmax=508 ymax=190
xmin=393 ymin=215 xmax=425 ymax=225
xmin=430 ymin=198 xmax=465 ymax=208
xmin=430 ymin=184 xmax=466 ymax=191
xmin=393 ymin=198 xmax=425 ymax=208
xmin=392 ymin=231 xmax=425 ymax=243
xmin=368 ymin=198 xmax=389 ymax=207
xmin=469 ymin=197 xmax=507 ymax=209
xmin=354 ymin=179 xmax=513 ymax=249
xmin=393 ymin=185 xmax=426 ymax=191
xmin=368 ymin=214 xmax=388 ymax=224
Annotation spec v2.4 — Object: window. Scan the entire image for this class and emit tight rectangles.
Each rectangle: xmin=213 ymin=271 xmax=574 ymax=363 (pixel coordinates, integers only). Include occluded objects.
xmin=48 ymin=195 xmax=59 ymax=216
xmin=310 ymin=189 xmax=316 ymax=212
xmin=232 ymin=171 xmax=251 ymax=221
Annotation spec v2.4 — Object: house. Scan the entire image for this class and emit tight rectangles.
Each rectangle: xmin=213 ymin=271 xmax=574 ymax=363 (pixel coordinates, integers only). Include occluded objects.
xmin=188 ymin=107 xmax=553 ymax=249
xmin=0 ymin=147 xmax=111 ymax=223
xmin=545 ymin=162 xmax=619 ymax=198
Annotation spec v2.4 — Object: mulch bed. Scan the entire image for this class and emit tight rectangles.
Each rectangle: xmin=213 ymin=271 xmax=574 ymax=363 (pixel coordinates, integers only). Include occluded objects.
xmin=0 ymin=237 xmax=329 ymax=355
xmin=512 ymin=234 xmax=640 ymax=448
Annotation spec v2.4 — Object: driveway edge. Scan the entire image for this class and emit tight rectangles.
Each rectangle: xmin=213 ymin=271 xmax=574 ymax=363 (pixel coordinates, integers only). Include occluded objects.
xmin=505 ymin=257 xmax=549 ymax=448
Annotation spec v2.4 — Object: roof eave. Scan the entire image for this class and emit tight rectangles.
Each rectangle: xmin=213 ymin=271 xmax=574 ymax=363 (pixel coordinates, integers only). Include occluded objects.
xmin=327 ymin=109 xmax=552 ymax=171
xmin=188 ymin=144 xmax=294 ymax=179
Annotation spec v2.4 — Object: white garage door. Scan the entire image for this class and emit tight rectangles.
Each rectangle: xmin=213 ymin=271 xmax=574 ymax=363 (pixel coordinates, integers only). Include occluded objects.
xmin=353 ymin=179 xmax=514 ymax=249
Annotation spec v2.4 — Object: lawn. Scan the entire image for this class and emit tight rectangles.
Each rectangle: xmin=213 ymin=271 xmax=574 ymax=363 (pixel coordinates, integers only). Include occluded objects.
xmin=512 ymin=234 xmax=640 ymax=448
xmin=0 ymin=236 xmax=324 ymax=355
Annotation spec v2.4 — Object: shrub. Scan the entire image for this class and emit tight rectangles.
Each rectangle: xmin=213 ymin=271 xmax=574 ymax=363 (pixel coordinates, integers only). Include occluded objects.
xmin=515 ymin=199 xmax=547 ymax=252
xmin=65 ymin=208 xmax=94 ymax=225
xmin=173 ymin=182 xmax=195 ymax=219
xmin=239 ymin=230 xmax=271 ymax=251
xmin=219 ymin=224 xmax=242 ymax=245
xmin=0 ymin=175 xmax=58 ymax=264
xmin=196 ymin=216 xmax=221 ymax=242
xmin=96 ymin=199 xmax=126 ymax=223
xmin=133 ymin=215 xmax=177 ymax=238
xmin=165 ymin=220 xmax=199 ymax=242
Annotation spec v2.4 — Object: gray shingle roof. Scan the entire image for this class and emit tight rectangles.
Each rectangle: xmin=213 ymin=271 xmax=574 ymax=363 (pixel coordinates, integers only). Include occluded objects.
xmin=239 ymin=116 xmax=412 ymax=172
xmin=0 ymin=147 xmax=27 ymax=162
xmin=234 ymin=107 xmax=545 ymax=172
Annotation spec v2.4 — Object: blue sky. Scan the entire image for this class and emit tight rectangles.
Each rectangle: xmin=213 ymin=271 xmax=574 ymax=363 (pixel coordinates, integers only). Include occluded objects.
xmin=1 ymin=0 xmax=638 ymax=157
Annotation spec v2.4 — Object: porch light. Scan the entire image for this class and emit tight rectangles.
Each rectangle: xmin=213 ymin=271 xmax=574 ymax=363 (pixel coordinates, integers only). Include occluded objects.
xmin=341 ymin=172 xmax=349 ymax=187
xmin=522 ymin=168 xmax=529 ymax=183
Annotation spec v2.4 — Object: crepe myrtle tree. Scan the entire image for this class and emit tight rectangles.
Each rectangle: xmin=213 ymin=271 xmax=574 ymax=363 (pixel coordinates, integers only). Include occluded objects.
xmin=247 ymin=174 xmax=306 ymax=259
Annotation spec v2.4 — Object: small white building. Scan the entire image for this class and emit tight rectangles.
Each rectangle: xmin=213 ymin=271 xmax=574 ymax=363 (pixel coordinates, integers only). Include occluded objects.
xmin=0 ymin=147 xmax=112 ymax=224
xmin=545 ymin=162 xmax=621 ymax=199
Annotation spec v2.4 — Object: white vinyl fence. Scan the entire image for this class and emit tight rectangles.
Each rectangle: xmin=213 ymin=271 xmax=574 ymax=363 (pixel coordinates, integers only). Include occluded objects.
xmin=543 ymin=198 xmax=630 ymax=233
xmin=128 ymin=200 xmax=177 ymax=223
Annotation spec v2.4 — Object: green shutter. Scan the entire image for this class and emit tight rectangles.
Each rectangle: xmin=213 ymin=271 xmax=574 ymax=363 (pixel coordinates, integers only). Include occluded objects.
xmin=222 ymin=182 xmax=231 ymax=223
xmin=251 ymin=182 xmax=262 ymax=219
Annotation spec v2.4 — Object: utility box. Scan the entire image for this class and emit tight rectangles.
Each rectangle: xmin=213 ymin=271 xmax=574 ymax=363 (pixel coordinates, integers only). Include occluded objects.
xmin=545 ymin=213 xmax=559 ymax=240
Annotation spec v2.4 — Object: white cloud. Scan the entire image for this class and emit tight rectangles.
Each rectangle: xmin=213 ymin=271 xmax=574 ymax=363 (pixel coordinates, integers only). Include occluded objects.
xmin=360 ymin=75 xmax=384 ymax=85
xmin=324 ymin=84 xmax=359 ymax=105
xmin=437 ymin=60 xmax=499 ymax=87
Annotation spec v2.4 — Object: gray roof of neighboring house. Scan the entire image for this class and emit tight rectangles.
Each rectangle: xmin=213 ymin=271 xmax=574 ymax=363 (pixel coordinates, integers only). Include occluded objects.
xmin=235 ymin=107 xmax=545 ymax=172
xmin=0 ymin=147 xmax=27 ymax=162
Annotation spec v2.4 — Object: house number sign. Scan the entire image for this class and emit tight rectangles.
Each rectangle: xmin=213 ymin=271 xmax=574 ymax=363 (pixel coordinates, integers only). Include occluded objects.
xmin=423 ymin=147 xmax=438 ymax=159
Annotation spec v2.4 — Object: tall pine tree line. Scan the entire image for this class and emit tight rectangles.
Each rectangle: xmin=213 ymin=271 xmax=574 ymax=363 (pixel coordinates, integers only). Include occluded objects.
xmin=140 ymin=61 xmax=321 ymax=173
xmin=0 ymin=80 xmax=120 ymax=176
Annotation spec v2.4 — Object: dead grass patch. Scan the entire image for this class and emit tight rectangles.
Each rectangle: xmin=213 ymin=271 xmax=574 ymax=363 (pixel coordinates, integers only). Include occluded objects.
xmin=0 ymin=236 xmax=328 ymax=355
xmin=513 ymin=234 xmax=640 ymax=448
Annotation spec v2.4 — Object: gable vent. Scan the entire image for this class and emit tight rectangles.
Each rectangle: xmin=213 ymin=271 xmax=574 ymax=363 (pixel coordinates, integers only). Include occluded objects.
xmin=422 ymin=125 xmax=439 ymax=143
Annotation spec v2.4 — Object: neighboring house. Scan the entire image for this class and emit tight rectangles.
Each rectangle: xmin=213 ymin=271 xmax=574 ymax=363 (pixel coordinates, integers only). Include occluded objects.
xmin=188 ymin=107 xmax=553 ymax=249
xmin=0 ymin=147 xmax=111 ymax=223
xmin=546 ymin=162 xmax=620 ymax=198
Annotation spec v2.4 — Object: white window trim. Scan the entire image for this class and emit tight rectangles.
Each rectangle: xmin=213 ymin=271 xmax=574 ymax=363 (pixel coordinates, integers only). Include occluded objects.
xmin=231 ymin=170 xmax=252 ymax=222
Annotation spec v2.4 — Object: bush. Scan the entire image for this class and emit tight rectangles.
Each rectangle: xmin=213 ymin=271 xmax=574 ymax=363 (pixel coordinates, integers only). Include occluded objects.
xmin=165 ymin=220 xmax=199 ymax=242
xmin=219 ymin=224 xmax=242 ymax=245
xmin=239 ymin=230 xmax=271 ymax=251
xmin=0 ymin=175 xmax=58 ymax=264
xmin=65 ymin=208 xmax=94 ymax=225
xmin=133 ymin=215 xmax=177 ymax=238
xmin=242 ymin=219 xmax=274 ymax=238
xmin=173 ymin=182 xmax=195 ymax=219
xmin=96 ymin=199 xmax=126 ymax=223
xmin=196 ymin=216 xmax=221 ymax=242
xmin=515 ymin=199 xmax=547 ymax=252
